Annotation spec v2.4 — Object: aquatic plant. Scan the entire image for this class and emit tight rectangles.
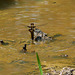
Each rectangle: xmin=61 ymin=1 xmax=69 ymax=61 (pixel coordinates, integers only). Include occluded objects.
xmin=36 ymin=52 xmax=43 ymax=75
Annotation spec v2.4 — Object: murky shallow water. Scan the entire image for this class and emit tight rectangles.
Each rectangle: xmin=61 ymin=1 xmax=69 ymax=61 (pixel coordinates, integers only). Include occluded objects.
xmin=0 ymin=0 xmax=75 ymax=75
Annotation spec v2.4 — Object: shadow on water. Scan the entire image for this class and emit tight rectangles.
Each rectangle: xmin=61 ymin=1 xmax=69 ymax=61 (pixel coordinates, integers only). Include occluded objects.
xmin=0 ymin=0 xmax=15 ymax=10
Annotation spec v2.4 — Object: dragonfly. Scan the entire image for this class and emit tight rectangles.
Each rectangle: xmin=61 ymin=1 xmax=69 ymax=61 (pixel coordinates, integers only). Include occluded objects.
xmin=23 ymin=22 xmax=48 ymax=31
xmin=1 ymin=23 xmax=48 ymax=44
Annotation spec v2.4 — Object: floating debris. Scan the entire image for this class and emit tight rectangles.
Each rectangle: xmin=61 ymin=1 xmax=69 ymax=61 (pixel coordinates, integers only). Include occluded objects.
xmin=22 ymin=44 xmax=27 ymax=53
xmin=0 ymin=40 xmax=9 ymax=45
xmin=52 ymin=54 xmax=68 ymax=59
xmin=0 ymin=40 xmax=4 ymax=45
xmin=53 ymin=2 xmax=56 ymax=4
xmin=34 ymin=28 xmax=52 ymax=42
xmin=27 ymin=23 xmax=52 ymax=44
xmin=53 ymin=34 xmax=62 ymax=38
xmin=72 ymin=41 xmax=75 ymax=44
xmin=59 ymin=54 xmax=68 ymax=58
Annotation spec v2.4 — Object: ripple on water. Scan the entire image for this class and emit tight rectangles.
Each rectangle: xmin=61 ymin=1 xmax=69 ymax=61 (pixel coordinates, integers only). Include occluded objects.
xmin=31 ymin=14 xmax=39 ymax=17
xmin=70 ymin=17 xmax=75 ymax=20
xmin=14 ymin=34 xmax=22 ymax=35
xmin=56 ymin=12 xmax=67 ymax=15
xmin=57 ymin=18 xmax=67 ymax=20
xmin=25 ymin=6 xmax=39 ymax=8
xmin=55 ymin=49 xmax=68 ymax=52
xmin=7 ymin=32 xmax=12 ymax=34
xmin=15 ymin=17 xmax=22 ymax=20
xmin=70 ymin=12 xmax=75 ymax=16
xmin=69 ymin=30 xmax=75 ymax=32
xmin=7 ymin=36 xmax=13 ymax=38
xmin=16 ymin=14 xmax=23 ymax=16
xmin=15 ymin=6 xmax=40 ymax=9
xmin=57 ymin=22 xmax=66 ymax=24
xmin=23 ymin=16 xmax=29 ymax=18
xmin=15 ymin=21 xmax=22 ymax=25
xmin=48 ymin=18 xmax=54 ymax=20
xmin=19 ymin=10 xmax=40 ymax=13
xmin=0 ymin=34 xmax=3 ymax=35
xmin=41 ymin=1 xmax=48 ymax=5
xmin=9 ymin=47 xmax=17 ymax=51
xmin=31 ymin=10 xmax=40 ymax=12
xmin=15 ymin=6 xmax=24 ymax=8
xmin=0 ymin=27 xmax=11 ymax=31
xmin=30 ymin=18 xmax=37 ymax=20
xmin=50 ymin=11 xmax=54 ymax=12
xmin=0 ymin=47 xmax=6 ymax=50
xmin=71 ymin=22 xmax=75 ymax=25
xmin=72 ymin=37 xmax=75 ymax=38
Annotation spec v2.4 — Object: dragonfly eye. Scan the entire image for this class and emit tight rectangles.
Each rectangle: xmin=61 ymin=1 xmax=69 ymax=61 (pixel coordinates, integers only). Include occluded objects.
xmin=31 ymin=23 xmax=34 ymax=25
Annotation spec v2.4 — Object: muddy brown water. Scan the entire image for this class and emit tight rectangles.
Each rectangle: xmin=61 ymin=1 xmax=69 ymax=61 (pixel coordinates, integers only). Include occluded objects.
xmin=0 ymin=0 xmax=75 ymax=75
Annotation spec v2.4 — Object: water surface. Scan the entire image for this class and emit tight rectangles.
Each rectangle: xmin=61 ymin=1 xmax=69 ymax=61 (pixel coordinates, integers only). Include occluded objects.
xmin=0 ymin=0 xmax=75 ymax=74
